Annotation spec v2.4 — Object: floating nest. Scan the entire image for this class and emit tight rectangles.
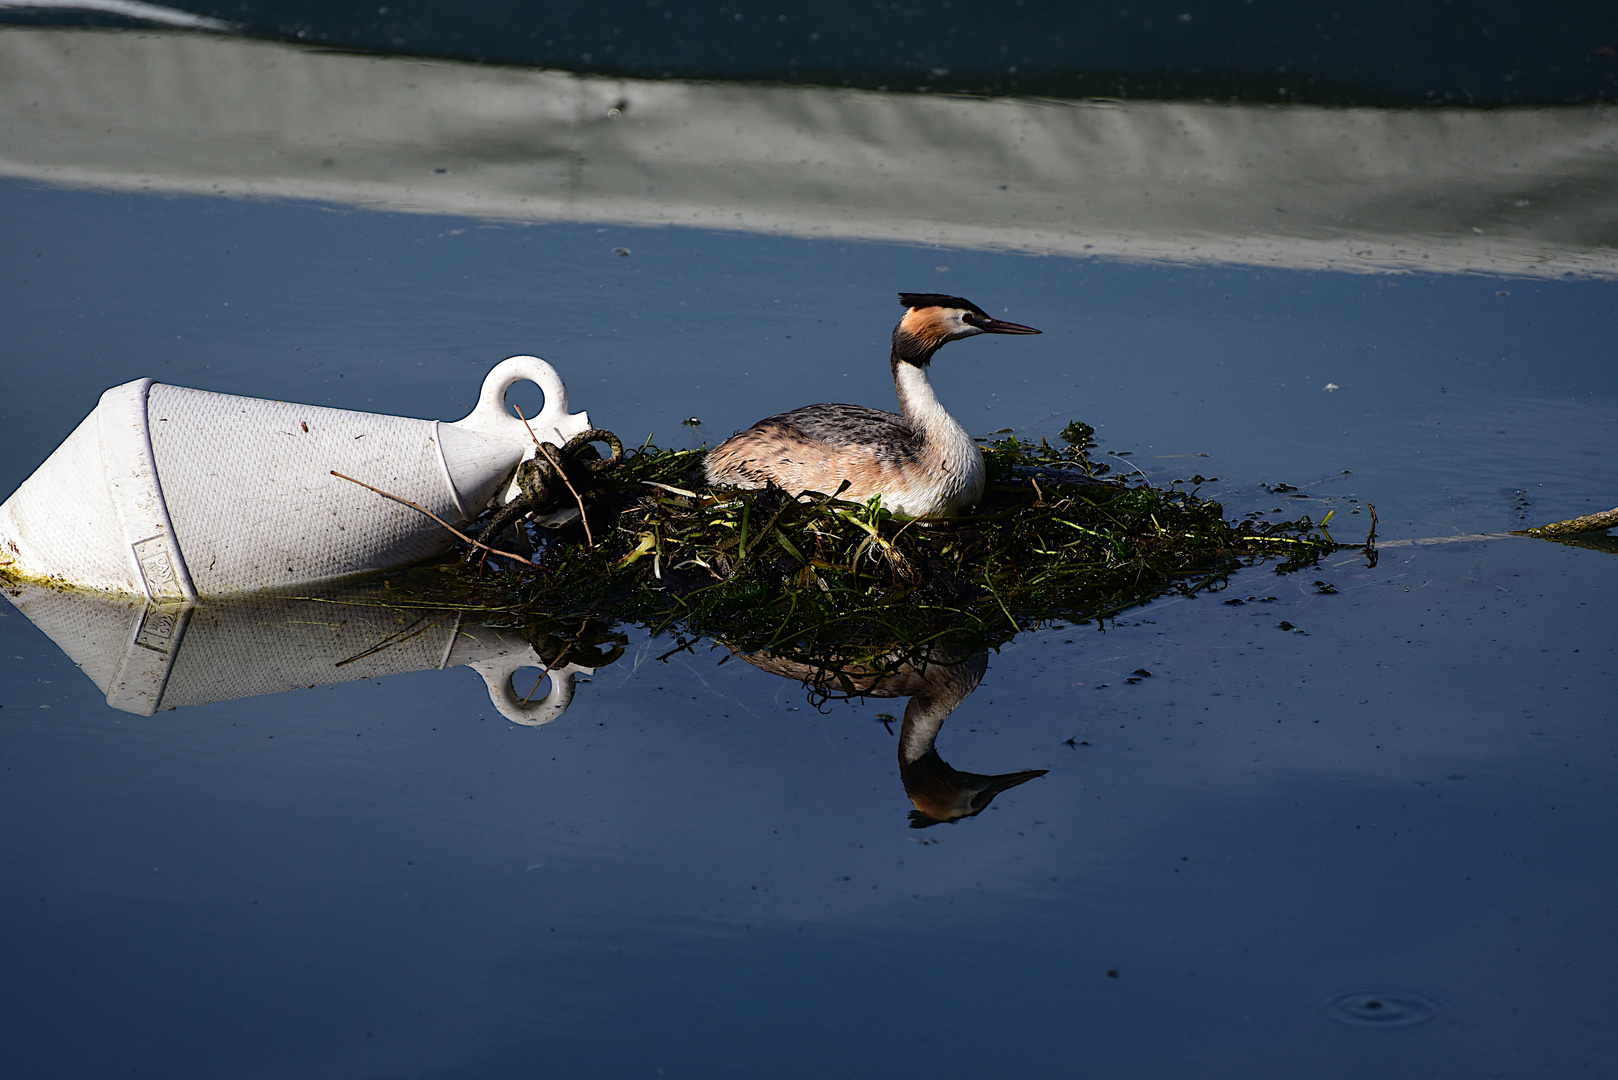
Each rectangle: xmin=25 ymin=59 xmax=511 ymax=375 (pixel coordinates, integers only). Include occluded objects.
xmin=392 ymin=422 xmax=1343 ymax=682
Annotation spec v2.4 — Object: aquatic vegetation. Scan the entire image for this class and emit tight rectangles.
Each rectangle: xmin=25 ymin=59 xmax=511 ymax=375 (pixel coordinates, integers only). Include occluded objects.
xmin=396 ymin=424 xmax=1342 ymax=681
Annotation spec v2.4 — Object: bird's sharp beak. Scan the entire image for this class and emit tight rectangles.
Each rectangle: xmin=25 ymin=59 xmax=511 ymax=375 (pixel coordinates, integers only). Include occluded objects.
xmin=972 ymin=315 xmax=1041 ymax=335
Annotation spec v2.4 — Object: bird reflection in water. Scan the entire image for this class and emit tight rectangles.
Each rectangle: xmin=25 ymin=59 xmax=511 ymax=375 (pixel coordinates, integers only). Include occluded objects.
xmin=734 ymin=649 xmax=1046 ymax=827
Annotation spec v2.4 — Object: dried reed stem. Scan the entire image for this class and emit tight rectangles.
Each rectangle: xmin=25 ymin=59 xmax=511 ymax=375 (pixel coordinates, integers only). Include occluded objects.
xmin=330 ymin=471 xmax=537 ymax=568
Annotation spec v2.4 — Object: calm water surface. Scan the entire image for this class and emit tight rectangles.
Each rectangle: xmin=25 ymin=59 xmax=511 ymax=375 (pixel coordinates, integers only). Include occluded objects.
xmin=2 ymin=181 xmax=1615 ymax=1078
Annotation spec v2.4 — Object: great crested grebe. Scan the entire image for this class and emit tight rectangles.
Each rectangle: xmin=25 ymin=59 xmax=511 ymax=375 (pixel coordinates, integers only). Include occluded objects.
xmin=703 ymin=293 xmax=1041 ymax=518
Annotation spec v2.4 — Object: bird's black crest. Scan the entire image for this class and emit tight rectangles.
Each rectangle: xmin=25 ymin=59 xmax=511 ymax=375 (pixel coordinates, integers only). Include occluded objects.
xmin=897 ymin=293 xmax=988 ymax=316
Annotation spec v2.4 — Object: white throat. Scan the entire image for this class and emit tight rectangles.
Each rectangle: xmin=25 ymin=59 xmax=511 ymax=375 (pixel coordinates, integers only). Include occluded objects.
xmin=893 ymin=361 xmax=985 ymax=515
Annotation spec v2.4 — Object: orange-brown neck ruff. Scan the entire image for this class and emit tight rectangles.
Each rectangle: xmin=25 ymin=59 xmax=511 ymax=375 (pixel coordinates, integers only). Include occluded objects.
xmin=892 ymin=307 xmax=959 ymax=365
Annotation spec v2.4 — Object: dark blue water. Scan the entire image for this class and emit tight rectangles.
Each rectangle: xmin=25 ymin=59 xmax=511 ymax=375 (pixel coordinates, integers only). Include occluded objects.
xmin=2 ymin=179 xmax=1615 ymax=1077
xmin=8 ymin=0 xmax=1617 ymax=103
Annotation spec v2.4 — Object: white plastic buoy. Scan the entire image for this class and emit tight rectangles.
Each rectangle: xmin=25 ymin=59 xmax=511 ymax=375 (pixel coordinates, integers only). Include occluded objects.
xmin=0 ymin=357 xmax=588 ymax=600
xmin=0 ymin=578 xmax=594 ymax=725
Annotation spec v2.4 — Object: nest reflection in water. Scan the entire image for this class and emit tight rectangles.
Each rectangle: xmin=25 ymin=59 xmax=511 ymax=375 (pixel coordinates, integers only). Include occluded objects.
xmin=382 ymin=426 xmax=1340 ymax=825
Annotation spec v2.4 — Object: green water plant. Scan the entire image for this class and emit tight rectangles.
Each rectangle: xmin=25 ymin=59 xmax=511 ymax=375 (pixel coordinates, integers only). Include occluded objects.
xmin=395 ymin=423 xmax=1342 ymax=681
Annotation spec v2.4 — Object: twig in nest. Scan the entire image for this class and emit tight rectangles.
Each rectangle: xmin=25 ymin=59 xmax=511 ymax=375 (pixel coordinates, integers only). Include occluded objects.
xmin=330 ymin=471 xmax=538 ymax=568
xmin=537 ymin=442 xmax=594 ymax=550
xmin=511 ymin=404 xmax=543 ymax=448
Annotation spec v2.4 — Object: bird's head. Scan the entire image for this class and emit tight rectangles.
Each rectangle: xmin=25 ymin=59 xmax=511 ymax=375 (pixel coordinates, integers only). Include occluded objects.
xmin=901 ymin=750 xmax=1048 ymax=828
xmin=893 ymin=293 xmax=1040 ymax=365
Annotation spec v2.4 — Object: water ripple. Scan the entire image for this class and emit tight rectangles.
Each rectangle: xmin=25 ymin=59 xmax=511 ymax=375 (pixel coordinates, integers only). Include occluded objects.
xmin=1322 ymin=989 xmax=1441 ymax=1028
